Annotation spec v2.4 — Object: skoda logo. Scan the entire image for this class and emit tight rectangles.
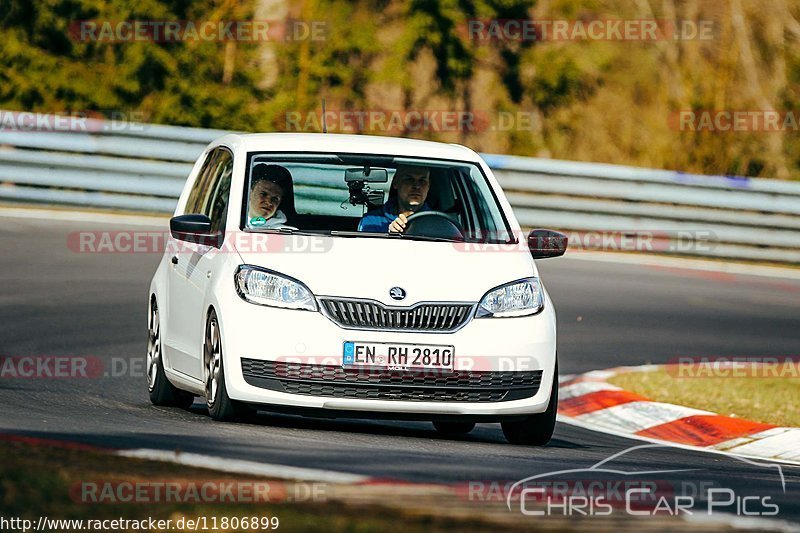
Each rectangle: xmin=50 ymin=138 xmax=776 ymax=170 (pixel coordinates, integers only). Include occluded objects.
xmin=389 ymin=287 xmax=406 ymax=301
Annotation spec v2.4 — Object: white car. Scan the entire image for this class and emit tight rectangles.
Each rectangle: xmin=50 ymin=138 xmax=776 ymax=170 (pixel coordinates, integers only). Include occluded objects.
xmin=147 ymin=133 xmax=567 ymax=445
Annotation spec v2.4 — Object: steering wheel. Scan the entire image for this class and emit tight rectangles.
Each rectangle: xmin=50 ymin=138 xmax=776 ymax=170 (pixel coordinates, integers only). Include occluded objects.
xmin=404 ymin=211 xmax=464 ymax=241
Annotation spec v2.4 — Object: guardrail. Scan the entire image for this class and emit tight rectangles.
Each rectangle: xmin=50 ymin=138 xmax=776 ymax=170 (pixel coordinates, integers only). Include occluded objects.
xmin=1 ymin=111 xmax=799 ymax=263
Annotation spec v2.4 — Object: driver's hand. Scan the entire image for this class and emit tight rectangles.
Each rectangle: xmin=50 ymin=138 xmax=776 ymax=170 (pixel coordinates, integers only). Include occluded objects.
xmin=389 ymin=212 xmax=411 ymax=233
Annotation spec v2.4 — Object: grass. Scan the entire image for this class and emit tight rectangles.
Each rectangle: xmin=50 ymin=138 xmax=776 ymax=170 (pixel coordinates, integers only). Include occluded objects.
xmin=608 ymin=364 xmax=800 ymax=427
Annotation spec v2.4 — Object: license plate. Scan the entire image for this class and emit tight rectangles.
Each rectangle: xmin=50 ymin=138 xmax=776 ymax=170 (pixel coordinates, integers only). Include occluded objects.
xmin=343 ymin=341 xmax=454 ymax=371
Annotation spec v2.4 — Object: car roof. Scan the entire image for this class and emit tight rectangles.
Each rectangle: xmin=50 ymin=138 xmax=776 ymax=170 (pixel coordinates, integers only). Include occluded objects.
xmin=214 ymin=133 xmax=484 ymax=163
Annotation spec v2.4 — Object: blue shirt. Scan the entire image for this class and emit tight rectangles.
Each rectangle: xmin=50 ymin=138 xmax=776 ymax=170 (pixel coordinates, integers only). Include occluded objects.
xmin=358 ymin=200 xmax=430 ymax=232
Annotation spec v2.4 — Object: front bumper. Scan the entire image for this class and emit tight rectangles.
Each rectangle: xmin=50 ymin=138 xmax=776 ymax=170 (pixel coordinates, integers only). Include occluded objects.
xmin=217 ymin=291 xmax=557 ymax=417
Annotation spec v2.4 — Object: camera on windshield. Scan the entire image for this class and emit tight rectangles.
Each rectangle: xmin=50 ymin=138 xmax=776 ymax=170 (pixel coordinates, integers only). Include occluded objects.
xmin=345 ymin=166 xmax=388 ymax=209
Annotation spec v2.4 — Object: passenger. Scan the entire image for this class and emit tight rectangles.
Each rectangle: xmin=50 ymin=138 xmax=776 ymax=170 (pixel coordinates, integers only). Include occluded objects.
xmin=248 ymin=164 xmax=293 ymax=228
xmin=358 ymin=164 xmax=431 ymax=233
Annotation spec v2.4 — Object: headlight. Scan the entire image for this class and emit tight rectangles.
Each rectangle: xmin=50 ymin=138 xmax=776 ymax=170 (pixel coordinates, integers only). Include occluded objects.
xmin=476 ymin=278 xmax=543 ymax=318
xmin=235 ymin=266 xmax=317 ymax=311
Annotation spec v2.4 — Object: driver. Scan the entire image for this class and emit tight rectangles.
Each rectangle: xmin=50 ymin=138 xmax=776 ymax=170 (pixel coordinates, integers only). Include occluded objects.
xmin=358 ymin=165 xmax=430 ymax=233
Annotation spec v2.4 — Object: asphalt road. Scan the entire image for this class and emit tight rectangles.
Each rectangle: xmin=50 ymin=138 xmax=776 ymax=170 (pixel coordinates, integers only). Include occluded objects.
xmin=1 ymin=214 xmax=799 ymax=527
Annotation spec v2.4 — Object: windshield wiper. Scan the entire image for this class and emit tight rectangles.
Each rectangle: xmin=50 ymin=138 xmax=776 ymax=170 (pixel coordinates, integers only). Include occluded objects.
xmin=253 ymin=227 xmax=320 ymax=237
xmin=283 ymin=230 xmax=459 ymax=243
xmin=329 ymin=231 xmax=401 ymax=238
xmin=328 ymin=231 xmax=459 ymax=242
xmin=399 ymin=235 xmax=461 ymax=243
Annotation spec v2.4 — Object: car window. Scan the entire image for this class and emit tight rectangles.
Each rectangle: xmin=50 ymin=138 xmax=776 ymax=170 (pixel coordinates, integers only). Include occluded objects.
xmin=242 ymin=154 xmax=513 ymax=243
xmin=184 ymin=149 xmax=219 ymax=215
xmin=205 ymin=149 xmax=234 ymax=236
xmin=453 ymin=166 xmax=502 ymax=241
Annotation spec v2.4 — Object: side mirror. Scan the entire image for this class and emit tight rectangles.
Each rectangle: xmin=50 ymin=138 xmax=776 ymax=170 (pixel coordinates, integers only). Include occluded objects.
xmin=528 ymin=229 xmax=568 ymax=259
xmin=170 ymin=214 xmax=220 ymax=246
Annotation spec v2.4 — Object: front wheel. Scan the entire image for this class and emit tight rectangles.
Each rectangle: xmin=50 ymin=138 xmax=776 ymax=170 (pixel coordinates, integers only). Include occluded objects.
xmin=204 ymin=310 xmax=253 ymax=421
xmin=501 ymin=362 xmax=558 ymax=446
xmin=147 ymin=297 xmax=194 ymax=409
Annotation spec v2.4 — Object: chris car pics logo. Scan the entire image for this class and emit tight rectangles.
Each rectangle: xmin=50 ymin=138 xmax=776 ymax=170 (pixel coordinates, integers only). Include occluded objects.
xmin=503 ymin=444 xmax=785 ymax=517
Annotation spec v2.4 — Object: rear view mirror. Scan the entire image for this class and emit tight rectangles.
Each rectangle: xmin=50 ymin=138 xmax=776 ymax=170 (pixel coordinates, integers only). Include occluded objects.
xmin=528 ymin=229 xmax=568 ymax=259
xmin=345 ymin=167 xmax=388 ymax=183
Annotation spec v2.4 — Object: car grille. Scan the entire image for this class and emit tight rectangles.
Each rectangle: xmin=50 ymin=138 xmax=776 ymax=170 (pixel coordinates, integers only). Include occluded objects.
xmin=319 ymin=298 xmax=474 ymax=331
xmin=241 ymin=359 xmax=543 ymax=403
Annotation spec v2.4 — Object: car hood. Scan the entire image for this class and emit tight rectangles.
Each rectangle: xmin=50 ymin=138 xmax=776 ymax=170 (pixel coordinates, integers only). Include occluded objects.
xmin=234 ymin=233 xmax=537 ymax=305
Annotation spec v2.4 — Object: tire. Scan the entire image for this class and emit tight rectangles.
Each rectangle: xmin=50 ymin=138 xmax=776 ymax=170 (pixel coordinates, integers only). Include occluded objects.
xmin=204 ymin=309 xmax=252 ymax=421
xmin=147 ymin=297 xmax=195 ymax=409
xmin=433 ymin=421 xmax=476 ymax=435
xmin=501 ymin=361 xmax=558 ymax=446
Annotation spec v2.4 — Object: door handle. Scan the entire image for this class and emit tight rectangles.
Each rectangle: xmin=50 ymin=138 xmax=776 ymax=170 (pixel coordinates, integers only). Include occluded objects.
xmin=171 ymin=256 xmax=178 ymax=265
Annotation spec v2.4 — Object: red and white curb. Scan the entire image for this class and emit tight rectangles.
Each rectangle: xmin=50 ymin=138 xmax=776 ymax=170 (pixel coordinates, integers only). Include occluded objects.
xmin=557 ymin=365 xmax=800 ymax=465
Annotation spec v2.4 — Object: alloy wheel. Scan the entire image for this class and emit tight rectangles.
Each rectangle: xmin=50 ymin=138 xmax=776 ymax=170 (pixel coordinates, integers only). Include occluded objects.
xmin=146 ymin=302 xmax=160 ymax=391
xmin=204 ymin=316 xmax=222 ymax=406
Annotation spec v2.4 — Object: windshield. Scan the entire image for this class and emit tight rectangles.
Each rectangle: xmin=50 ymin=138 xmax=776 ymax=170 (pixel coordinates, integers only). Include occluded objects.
xmin=241 ymin=153 xmax=514 ymax=243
